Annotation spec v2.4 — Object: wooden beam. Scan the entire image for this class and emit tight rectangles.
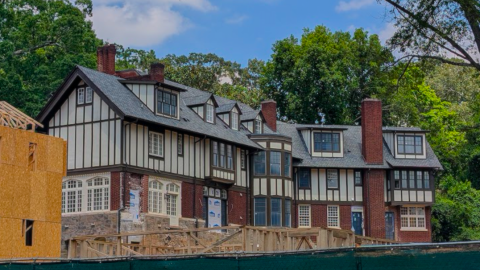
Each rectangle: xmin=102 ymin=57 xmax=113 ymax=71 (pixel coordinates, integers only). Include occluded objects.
xmin=200 ymin=230 xmax=242 ymax=253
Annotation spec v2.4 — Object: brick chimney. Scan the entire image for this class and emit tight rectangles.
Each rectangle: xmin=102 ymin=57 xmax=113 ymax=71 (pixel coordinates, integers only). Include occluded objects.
xmin=149 ymin=63 xmax=165 ymax=82
xmin=261 ymin=100 xmax=277 ymax=132
xmin=97 ymin=44 xmax=116 ymax=75
xmin=361 ymin=98 xmax=383 ymax=164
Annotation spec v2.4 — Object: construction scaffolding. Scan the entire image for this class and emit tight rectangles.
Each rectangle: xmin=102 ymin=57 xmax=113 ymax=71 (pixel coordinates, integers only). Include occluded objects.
xmin=0 ymin=101 xmax=43 ymax=130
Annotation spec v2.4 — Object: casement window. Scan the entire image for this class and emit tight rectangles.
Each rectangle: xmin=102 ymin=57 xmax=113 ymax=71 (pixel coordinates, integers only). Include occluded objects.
xmin=62 ymin=180 xmax=83 ymax=213
xmin=284 ymin=153 xmax=291 ymax=177
xmin=24 ymin=220 xmax=34 ymax=246
xmin=212 ymin=142 xmax=218 ymax=166
xmin=298 ymin=168 xmax=311 ymax=189
xmin=241 ymin=149 xmax=246 ymax=169
xmin=394 ymin=170 xmax=431 ymax=190
xmin=87 ymin=177 xmax=109 ymax=212
xmin=327 ymin=205 xmax=340 ymax=228
xmin=285 ymin=199 xmax=291 ymax=227
xmin=424 ymin=172 xmax=430 ymax=189
xmin=270 ymin=151 xmax=281 ymax=176
xmin=219 ymin=143 xmax=225 ymax=168
xmin=206 ymin=102 xmax=214 ymax=123
xmin=148 ymin=180 xmax=164 ymax=214
xmin=409 ymin=171 xmax=415 ymax=188
xmin=77 ymin=88 xmax=85 ymax=105
xmin=298 ymin=205 xmax=311 ymax=228
xmin=227 ymin=145 xmax=233 ymax=169
xmin=416 ymin=171 xmax=423 ymax=189
xmin=254 ymin=115 xmax=262 ymax=134
xmin=157 ymin=90 xmax=178 ymax=118
xmin=271 ymin=198 xmax=282 ymax=227
xmin=397 ymin=135 xmax=423 ymax=155
xmin=148 ymin=132 xmax=164 ymax=157
xmin=327 ymin=169 xmax=339 ymax=189
xmin=254 ymin=197 xmax=267 ymax=226
xmin=400 ymin=206 xmax=426 ymax=229
xmin=354 ymin=171 xmax=362 ymax=186
xmin=313 ymin=132 xmax=340 ymax=152
xmin=394 ymin=170 xmax=400 ymax=189
xmin=192 ymin=106 xmax=204 ymax=118
xmin=177 ymin=134 xmax=183 ymax=156
xmin=232 ymin=111 xmax=239 ymax=130
xmin=253 ymin=151 xmax=266 ymax=175
xmin=85 ymin=87 xmax=93 ymax=104
xmin=166 ymin=184 xmax=180 ymax=216
xmin=402 ymin=171 xmax=408 ymax=188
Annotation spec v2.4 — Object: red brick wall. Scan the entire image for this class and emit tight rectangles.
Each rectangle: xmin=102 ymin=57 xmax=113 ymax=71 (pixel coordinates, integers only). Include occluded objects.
xmin=228 ymin=190 xmax=248 ymax=225
xmin=361 ymin=99 xmax=383 ymax=164
xmin=97 ymin=44 xmax=116 ymax=75
xmin=124 ymin=173 xmax=142 ymax=209
xmin=110 ymin=172 xmax=121 ymax=211
xmin=363 ymin=170 xmax=386 ymax=238
xmin=140 ymin=175 xmax=149 ymax=213
xmin=311 ymin=204 xmax=327 ymax=227
xmin=388 ymin=206 xmax=432 ymax=243
xmin=181 ymin=182 xmax=204 ymax=219
xmin=340 ymin=205 xmax=352 ymax=231
xmin=261 ymin=100 xmax=277 ymax=132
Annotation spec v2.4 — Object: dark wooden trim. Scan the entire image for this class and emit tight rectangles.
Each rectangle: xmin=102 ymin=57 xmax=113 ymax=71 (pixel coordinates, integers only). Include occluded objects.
xmin=396 ymin=134 xmax=425 ymax=156
xmin=312 ymin=131 xmax=342 ymax=154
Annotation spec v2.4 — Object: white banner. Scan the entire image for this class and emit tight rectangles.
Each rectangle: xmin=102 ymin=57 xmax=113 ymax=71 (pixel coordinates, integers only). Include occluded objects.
xmin=208 ymin=197 xmax=222 ymax=228
xmin=129 ymin=190 xmax=140 ymax=222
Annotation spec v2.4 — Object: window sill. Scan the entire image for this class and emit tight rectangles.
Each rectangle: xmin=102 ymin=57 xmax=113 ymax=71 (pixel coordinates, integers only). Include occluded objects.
xmin=146 ymin=212 xmax=180 ymax=218
xmin=149 ymin=154 xmax=164 ymax=159
xmin=327 ymin=226 xmax=341 ymax=230
xmin=400 ymin=228 xmax=428 ymax=232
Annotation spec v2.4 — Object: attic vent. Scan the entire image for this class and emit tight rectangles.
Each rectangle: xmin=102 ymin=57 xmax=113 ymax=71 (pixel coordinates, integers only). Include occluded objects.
xmin=182 ymin=118 xmax=189 ymax=122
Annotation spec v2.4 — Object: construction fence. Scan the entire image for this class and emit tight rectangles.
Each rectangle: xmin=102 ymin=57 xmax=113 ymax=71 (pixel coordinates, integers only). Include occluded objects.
xmin=2 ymin=242 xmax=480 ymax=270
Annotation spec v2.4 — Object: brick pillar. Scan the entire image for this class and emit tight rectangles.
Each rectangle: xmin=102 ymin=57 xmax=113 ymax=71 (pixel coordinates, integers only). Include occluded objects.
xmin=150 ymin=63 xmax=165 ymax=82
xmin=141 ymin=175 xmax=149 ymax=213
xmin=361 ymin=99 xmax=383 ymax=164
xmin=363 ymin=170 xmax=385 ymax=238
xmin=261 ymin=100 xmax=277 ymax=132
xmin=340 ymin=205 xmax=352 ymax=231
xmin=110 ymin=172 xmax=122 ymax=211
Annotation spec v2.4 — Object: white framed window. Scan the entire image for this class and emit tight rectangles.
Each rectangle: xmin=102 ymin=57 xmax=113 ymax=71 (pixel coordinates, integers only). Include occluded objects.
xmin=400 ymin=206 xmax=426 ymax=229
xmin=166 ymin=184 xmax=180 ymax=216
xmin=298 ymin=205 xmax=311 ymax=228
xmin=157 ymin=90 xmax=178 ymax=118
xmin=232 ymin=111 xmax=239 ymax=130
xmin=77 ymin=88 xmax=85 ymax=105
xmin=212 ymin=141 xmax=218 ymax=166
xmin=62 ymin=180 xmax=83 ymax=213
xmin=206 ymin=100 xmax=214 ymax=123
xmin=149 ymin=132 xmax=164 ymax=157
xmin=177 ymin=134 xmax=183 ymax=156
xmin=327 ymin=205 xmax=340 ymax=228
xmin=327 ymin=169 xmax=339 ymax=189
xmin=148 ymin=180 xmax=164 ymax=214
xmin=86 ymin=177 xmax=110 ymax=212
xmin=227 ymin=145 xmax=233 ymax=169
xmin=254 ymin=115 xmax=262 ymax=134
xmin=85 ymin=87 xmax=93 ymax=104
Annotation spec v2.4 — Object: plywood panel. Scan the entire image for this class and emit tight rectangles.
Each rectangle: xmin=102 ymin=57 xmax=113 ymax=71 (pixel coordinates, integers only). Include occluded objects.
xmin=347 ymin=170 xmax=354 ymax=202
xmin=425 ymin=191 xmax=433 ymax=202
xmin=277 ymin=179 xmax=283 ymax=196
xmin=146 ymin=85 xmax=155 ymax=111
xmin=402 ymin=190 xmax=409 ymax=202
xmin=93 ymin=92 xmax=101 ymax=121
xmin=84 ymin=104 xmax=92 ymax=123
xmin=76 ymin=106 xmax=84 ymax=124
xmin=75 ymin=125 xmax=84 ymax=169
xmin=165 ymin=130 xmax=171 ymax=172
xmin=109 ymin=121 xmax=115 ymax=166
xmin=394 ymin=190 xmax=401 ymax=201
xmin=68 ymin=94 xmax=76 ymax=125
xmin=311 ymin=169 xmax=319 ymax=200
xmin=340 ymin=169 xmax=347 ymax=201
xmin=92 ymin=122 xmax=100 ymax=166
xmin=270 ymin=178 xmax=276 ymax=195
xmin=101 ymin=100 xmax=109 ymax=120
xmin=67 ymin=126 xmax=75 ymax=169
xmin=100 ymin=121 xmax=109 ymax=166
xmin=355 ymin=187 xmax=363 ymax=201
xmin=319 ymin=169 xmax=326 ymax=201
xmin=84 ymin=123 xmax=92 ymax=167
xmin=115 ymin=120 xmax=121 ymax=164
xmin=171 ymin=131 xmax=178 ymax=174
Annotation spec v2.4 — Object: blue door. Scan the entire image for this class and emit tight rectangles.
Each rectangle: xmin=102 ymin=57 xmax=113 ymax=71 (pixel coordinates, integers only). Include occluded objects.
xmin=385 ymin=212 xmax=395 ymax=240
xmin=351 ymin=212 xmax=363 ymax=236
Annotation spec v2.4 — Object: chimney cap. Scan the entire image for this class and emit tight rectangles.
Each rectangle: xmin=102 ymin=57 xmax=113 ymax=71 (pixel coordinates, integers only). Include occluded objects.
xmin=261 ymin=99 xmax=277 ymax=104
xmin=361 ymin=98 xmax=381 ymax=103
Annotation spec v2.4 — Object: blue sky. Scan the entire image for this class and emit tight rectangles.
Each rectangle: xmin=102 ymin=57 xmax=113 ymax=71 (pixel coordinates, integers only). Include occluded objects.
xmin=91 ymin=0 xmax=395 ymax=66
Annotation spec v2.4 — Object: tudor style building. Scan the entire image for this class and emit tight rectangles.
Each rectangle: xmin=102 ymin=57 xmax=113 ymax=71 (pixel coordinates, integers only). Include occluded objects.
xmin=36 ymin=45 xmax=441 ymax=251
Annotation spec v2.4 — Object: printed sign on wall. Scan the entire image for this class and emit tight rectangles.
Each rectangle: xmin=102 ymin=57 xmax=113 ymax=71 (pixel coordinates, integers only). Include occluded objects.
xmin=208 ymin=197 xmax=222 ymax=228
xmin=129 ymin=190 xmax=140 ymax=222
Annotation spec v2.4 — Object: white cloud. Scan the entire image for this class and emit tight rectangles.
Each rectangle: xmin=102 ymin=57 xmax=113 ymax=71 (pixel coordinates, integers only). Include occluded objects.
xmin=378 ymin=22 xmax=396 ymax=44
xmin=335 ymin=0 xmax=375 ymax=12
xmin=225 ymin=15 xmax=248 ymax=24
xmin=91 ymin=0 xmax=216 ymax=47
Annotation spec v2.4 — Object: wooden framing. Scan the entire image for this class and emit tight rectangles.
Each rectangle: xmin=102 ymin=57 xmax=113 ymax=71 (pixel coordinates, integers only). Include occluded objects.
xmin=0 ymin=101 xmax=43 ymax=130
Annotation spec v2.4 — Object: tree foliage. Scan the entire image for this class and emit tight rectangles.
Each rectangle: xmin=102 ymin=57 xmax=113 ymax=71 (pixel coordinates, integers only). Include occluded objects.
xmin=261 ymin=26 xmax=393 ymax=124
xmin=0 ymin=0 xmax=101 ymax=116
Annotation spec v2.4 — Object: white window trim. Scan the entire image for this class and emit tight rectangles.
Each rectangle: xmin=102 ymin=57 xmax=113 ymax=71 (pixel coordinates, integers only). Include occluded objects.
xmin=400 ymin=206 xmax=427 ymax=231
xmin=232 ymin=112 xmax=239 ymax=130
xmin=147 ymin=178 xmax=182 ymax=217
xmin=77 ymin=88 xmax=85 ymax=105
xmin=298 ymin=204 xmax=311 ymax=228
xmin=61 ymin=176 xmax=111 ymax=214
xmin=206 ymin=104 xmax=214 ymax=123
xmin=327 ymin=205 xmax=340 ymax=228
xmin=85 ymin=87 xmax=93 ymax=104
xmin=149 ymin=131 xmax=164 ymax=158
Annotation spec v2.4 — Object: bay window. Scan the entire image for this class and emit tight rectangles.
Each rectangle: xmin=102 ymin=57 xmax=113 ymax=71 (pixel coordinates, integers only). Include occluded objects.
xmin=254 ymin=151 xmax=266 ymax=175
xmin=270 ymin=151 xmax=281 ymax=176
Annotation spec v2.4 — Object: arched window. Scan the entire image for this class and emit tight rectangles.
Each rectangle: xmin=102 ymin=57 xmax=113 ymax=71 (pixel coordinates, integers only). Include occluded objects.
xmin=86 ymin=177 xmax=110 ymax=211
xmin=62 ymin=180 xmax=83 ymax=213
xmin=148 ymin=180 xmax=164 ymax=214
xmin=166 ymin=184 xmax=180 ymax=216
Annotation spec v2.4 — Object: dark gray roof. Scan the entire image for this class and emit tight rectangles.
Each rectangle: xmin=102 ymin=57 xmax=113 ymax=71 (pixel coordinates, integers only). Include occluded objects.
xmin=276 ymin=121 xmax=442 ymax=169
xmin=183 ymin=93 xmax=212 ymax=106
xmin=216 ymin=103 xmax=236 ymax=114
xmin=77 ymin=66 xmax=261 ymax=149
xmin=383 ymin=127 xmax=428 ymax=132
xmin=241 ymin=110 xmax=260 ymax=121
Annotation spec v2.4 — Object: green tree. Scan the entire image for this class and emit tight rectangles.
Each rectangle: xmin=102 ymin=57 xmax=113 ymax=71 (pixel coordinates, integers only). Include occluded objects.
xmin=261 ymin=26 xmax=393 ymax=124
xmin=0 ymin=0 xmax=101 ymax=116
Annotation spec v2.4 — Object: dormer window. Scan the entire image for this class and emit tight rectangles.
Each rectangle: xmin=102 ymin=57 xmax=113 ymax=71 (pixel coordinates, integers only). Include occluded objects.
xmin=397 ymin=135 xmax=423 ymax=155
xmin=206 ymin=100 xmax=214 ymax=123
xmin=157 ymin=89 xmax=178 ymax=118
xmin=254 ymin=115 xmax=262 ymax=134
xmin=232 ymin=108 xmax=239 ymax=130
xmin=313 ymin=132 xmax=340 ymax=152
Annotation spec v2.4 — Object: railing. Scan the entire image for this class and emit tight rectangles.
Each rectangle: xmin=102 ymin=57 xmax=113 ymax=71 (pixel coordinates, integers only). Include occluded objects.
xmin=67 ymin=226 xmax=398 ymax=259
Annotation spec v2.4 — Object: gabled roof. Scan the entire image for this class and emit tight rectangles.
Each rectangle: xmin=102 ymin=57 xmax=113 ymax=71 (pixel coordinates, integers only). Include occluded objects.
xmin=241 ymin=110 xmax=263 ymax=121
xmin=183 ymin=92 xmax=215 ymax=107
xmin=216 ymin=102 xmax=242 ymax=115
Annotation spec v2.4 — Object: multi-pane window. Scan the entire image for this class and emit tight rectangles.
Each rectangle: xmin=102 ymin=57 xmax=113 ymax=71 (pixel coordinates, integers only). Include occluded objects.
xmin=354 ymin=171 xmax=362 ymax=186
xmin=402 ymin=171 xmax=408 ymax=188
xmin=409 ymin=171 xmax=415 ymax=188
xmin=177 ymin=134 xmax=183 ymax=155
xmin=424 ymin=172 xmax=430 ymax=189
xmin=298 ymin=205 xmax=311 ymax=227
xmin=298 ymin=168 xmax=311 ymax=189
xmin=393 ymin=170 xmax=432 ymax=189
xmin=85 ymin=87 xmax=93 ymax=104
xmin=327 ymin=205 xmax=340 ymax=227
xmin=400 ymin=207 xmax=426 ymax=229
xmin=157 ymin=90 xmax=178 ymax=118
xmin=213 ymin=142 xmax=218 ymax=167
xmin=254 ymin=151 xmax=266 ymax=175
xmin=241 ymin=149 xmax=246 ymax=169
xmin=397 ymin=135 xmax=423 ymax=155
xmin=232 ymin=111 xmax=239 ymax=130
xmin=87 ymin=177 xmax=109 ymax=212
xmin=327 ymin=169 xmax=339 ymax=189
xmin=270 ymin=151 xmax=281 ymax=176
xmin=62 ymin=180 xmax=83 ymax=213
xmin=284 ymin=153 xmax=291 ymax=177
xmin=227 ymin=145 xmax=233 ymax=169
xmin=416 ymin=171 xmax=423 ymax=189
xmin=285 ymin=199 xmax=291 ymax=227
xmin=313 ymin=133 xmax=340 ymax=152
xmin=271 ymin=198 xmax=282 ymax=227
xmin=149 ymin=132 xmax=164 ymax=157
xmin=206 ymin=103 xmax=214 ymax=123
xmin=77 ymin=88 xmax=85 ymax=105
xmin=166 ymin=184 xmax=180 ymax=216
xmin=220 ymin=143 xmax=225 ymax=168
xmin=394 ymin=171 xmax=400 ymax=189
xmin=254 ymin=198 xmax=266 ymax=226
xmin=148 ymin=181 xmax=163 ymax=214
xmin=254 ymin=116 xmax=262 ymax=134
